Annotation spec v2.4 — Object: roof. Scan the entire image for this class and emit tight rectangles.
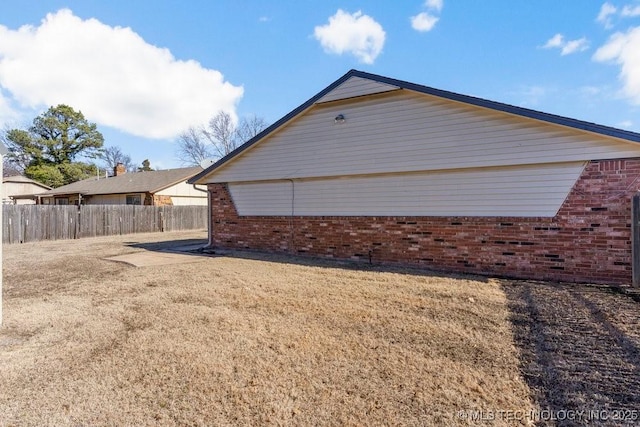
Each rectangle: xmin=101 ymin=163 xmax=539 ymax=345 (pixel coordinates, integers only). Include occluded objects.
xmin=189 ymin=69 xmax=640 ymax=184
xmin=43 ymin=166 xmax=202 ymax=197
xmin=3 ymin=175 xmax=52 ymax=190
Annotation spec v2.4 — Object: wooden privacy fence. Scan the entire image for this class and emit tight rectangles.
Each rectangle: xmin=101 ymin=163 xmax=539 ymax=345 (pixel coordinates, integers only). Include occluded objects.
xmin=2 ymin=205 xmax=208 ymax=244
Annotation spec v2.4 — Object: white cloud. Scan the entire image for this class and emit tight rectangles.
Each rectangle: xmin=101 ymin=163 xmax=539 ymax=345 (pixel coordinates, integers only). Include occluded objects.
xmin=561 ymin=37 xmax=589 ymax=55
xmin=597 ymin=2 xmax=618 ymax=28
xmin=0 ymin=90 xmax=20 ymax=127
xmin=411 ymin=12 xmax=439 ymax=32
xmin=0 ymin=9 xmax=243 ymax=139
xmin=594 ymin=26 xmax=640 ymax=104
xmin=544 ymin=33 xmax=565 ymax=48
xmin=595 ymin=3 xmax=640 ymax=28
xmin=411 ymin=0 xmax=443 ymax=32
xmin=618 ymin=119 xmax=634 ymax=127
xmin=621 ymin=5 xmax=640 ymax=17
xmin=543 ymin=33 xmax=589 ymax=55
xmin=425 ymin=0 xmax=444 ymax=12
xmin=314 ymin=9 xmax=386 ymax=64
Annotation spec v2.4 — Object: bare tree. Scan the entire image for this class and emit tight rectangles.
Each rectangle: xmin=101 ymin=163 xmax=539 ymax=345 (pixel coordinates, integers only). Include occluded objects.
xmin=175 ymin=111 xmax=269 ymax=166
xmin=99 ymin=146 xmax=136 ymax=173
xmin=176 ymin=126 xmax=213 ymax=166
xmin=202 ymin=111 xmax=236 ymax=159
xmin=235 ymin=114 xmax=269 ymax=144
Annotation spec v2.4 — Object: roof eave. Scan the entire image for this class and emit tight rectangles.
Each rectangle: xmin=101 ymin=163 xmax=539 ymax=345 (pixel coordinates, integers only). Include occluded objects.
xmin=40 ymin=192 xmax=89 ymax=197
xmin=188 ymin=69 xmax=362 ymax=185
xmin=188 ymin=69 xmax=640 ymax=185
xmin=352 ymin=70 xmax=640 ymax=143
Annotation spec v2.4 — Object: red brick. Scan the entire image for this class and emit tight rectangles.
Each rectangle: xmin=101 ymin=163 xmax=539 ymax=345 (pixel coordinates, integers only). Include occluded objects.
xmin=207 ymin=159 xmax=640 ymax=285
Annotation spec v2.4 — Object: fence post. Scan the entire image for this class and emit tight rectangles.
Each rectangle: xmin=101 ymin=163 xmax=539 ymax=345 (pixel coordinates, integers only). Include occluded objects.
xmin=75 ymin=206 xmax=81 ymax=239
xmin=633 ymin=194 xmax=640 ymax=287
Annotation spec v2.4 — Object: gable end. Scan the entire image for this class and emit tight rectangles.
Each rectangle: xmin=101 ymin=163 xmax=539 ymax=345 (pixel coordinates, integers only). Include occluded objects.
xmin=315 ymin=76 xmax=400 ymax=104
xmin=190 ymin=69 xmax=640 ymax=185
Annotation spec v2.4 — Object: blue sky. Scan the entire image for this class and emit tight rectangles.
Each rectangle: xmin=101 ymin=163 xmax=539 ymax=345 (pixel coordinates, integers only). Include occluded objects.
xmin=0 ymin=1 xmax=639 ymax=170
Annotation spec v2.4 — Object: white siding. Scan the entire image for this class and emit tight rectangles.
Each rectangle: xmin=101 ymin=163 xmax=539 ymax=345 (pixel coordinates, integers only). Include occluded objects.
xmin=169 ymin=196 xmax=208 ymax=206
xmin=204 ymin=91 xmax=640 ymax=184
xmin=156 ymin=182 xmax=208 ymax=198
xmin=316 ymin=76 xmax=400 ymax=103
xmin=12 ymin=199 xmax=36 ymax=205
xmin=4 ymin=182 xmax=49 ymax=203
xmin=155 ymin=182 xmax=207 ymax=205
xmin=228 ymin=162 xmax=586 ymax=217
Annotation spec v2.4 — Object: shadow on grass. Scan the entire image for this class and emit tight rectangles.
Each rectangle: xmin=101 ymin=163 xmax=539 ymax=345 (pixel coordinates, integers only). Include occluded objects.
xmin=125 ymin=238 xmax=209 ymax=254
xmin=125 ymin=240 xmax=490 ymax=281
xmin=502 ymin=281 xmax=640 ymax=426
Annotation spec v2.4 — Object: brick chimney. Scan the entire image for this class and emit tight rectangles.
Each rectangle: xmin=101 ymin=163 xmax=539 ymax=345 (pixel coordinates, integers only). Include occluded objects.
xmin=114 ymin=163 xmax=126 ymax=177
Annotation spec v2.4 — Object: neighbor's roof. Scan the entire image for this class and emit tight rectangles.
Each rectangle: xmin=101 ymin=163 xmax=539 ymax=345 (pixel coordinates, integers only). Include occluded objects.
xmin=3 ymin=175 xmax=52 ymax=190
xmin=43 ymin=166 xmax=202 ymax=196
xmin=189 ymin=69 xmax=640 ymax=184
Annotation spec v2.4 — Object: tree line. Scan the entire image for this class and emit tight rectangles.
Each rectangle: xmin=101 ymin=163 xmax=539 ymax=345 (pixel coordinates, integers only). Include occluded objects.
xmin=1 ymin=105 xmax=155 ymax=187
xmin=2 ymin=105 xmax=267 ymax=188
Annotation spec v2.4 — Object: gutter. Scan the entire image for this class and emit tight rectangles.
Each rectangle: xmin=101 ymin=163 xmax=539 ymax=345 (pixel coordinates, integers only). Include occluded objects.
xmin=191 ymin=184 xmax=207 ymax=194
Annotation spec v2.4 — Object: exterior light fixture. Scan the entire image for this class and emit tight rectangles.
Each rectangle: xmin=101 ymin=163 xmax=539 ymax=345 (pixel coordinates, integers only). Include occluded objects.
xmin=334 ymin=114 xmax=346 ymax=124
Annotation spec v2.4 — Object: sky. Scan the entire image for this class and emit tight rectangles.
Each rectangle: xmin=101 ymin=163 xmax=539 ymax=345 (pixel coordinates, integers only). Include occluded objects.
xmin=0 ymin=1 xmax=639 ymax=170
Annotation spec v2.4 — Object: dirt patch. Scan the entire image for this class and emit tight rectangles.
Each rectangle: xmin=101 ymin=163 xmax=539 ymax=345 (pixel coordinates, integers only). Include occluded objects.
xmin=0 ymin=231 xmax=534 ymax=425
xmin=503 ymin=281 xmax=640 ymax=426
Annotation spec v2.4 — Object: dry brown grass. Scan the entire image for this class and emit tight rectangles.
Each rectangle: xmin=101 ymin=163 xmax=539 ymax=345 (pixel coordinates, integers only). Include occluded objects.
xmin=0 ymin=232 xmax=533 ymax=426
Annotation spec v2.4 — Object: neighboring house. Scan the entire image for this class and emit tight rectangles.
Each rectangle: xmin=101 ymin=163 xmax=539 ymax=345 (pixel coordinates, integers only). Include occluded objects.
xmin=190 ymin=69 xmax=640 ymax=286
xmin=3 ymin=175 xmax=52 ymax=204
xmin=41 ymin=164 xmax=206 ymax=206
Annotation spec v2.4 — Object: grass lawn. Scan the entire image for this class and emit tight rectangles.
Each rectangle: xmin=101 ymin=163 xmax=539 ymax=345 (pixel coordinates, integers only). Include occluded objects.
xmin=0 ymin=231 xmax=533 ymax=426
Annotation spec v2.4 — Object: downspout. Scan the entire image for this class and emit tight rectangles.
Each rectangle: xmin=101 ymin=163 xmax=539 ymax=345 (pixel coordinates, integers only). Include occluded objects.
xmin=287 ymin=179 xmax=295 ymax=253
xmin=192 ymin=184 xmax=213 ymax=247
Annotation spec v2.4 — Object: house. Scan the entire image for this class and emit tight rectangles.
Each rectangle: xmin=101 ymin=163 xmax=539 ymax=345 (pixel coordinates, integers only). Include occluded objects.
xmin=2 ymin=175 xmax=52 ymax=204
xmin=189 ymin=69 xmax=640 ymax=285
xmin=41 ymin=164 xmax=206 ymax=206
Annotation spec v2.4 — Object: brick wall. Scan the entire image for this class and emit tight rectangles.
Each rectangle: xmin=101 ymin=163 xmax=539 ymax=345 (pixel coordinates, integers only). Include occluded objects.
xmin=208 ymin=159 xmax=640 ymax=285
